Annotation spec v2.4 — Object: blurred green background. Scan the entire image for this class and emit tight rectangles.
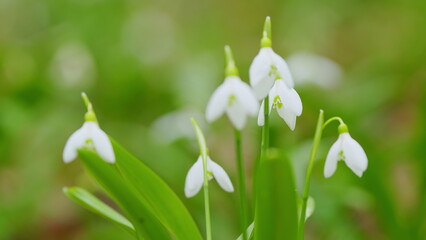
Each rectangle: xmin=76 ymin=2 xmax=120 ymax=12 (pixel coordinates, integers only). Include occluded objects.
xmin=0 ymin=0 xmax=425 ymax=239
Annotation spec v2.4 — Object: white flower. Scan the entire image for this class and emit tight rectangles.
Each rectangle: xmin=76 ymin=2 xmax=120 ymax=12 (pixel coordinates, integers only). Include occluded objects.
xmin=249 ymin=47 xmax=294 ymax=100
xmin=324 ymin=132 xmax=368 ymax=178
xmin=257 ymin=79 xmax=302 ymax=130
xmin=287 ymin=52 xmax=342 ymax=89
xmin=206 ymin=76 xmax=259 ymax=130
xmin=185 ymin=156 xmax=234 ymax=198
xmin=63 ymin=121 xmax=115 ymax=163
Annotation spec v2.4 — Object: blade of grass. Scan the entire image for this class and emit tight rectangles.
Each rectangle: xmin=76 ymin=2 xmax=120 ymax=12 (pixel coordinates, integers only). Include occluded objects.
xmin=63 ymin=186 xmax=135 ymax=235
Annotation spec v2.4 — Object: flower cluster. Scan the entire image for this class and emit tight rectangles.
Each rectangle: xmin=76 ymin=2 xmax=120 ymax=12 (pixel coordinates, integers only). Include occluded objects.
xmin=206 ymin=17 xmax=303 ymax=131
xmin=61 ymin=17 xmax=369 ymax=240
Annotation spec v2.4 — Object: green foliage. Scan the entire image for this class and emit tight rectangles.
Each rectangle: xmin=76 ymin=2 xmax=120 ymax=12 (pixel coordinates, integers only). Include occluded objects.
xmin=1 ymin=0 xmax=426 ymax=239
xmin=76 ymin=138 xmax=204 ymax=239
xmin=63 ymin=187 xmax=135 ymax=235
xmin=254 ymin=150 xmax=298 ymax=240
xmin=78 ymin=149 xmax=172 ymax=240
xmin=111 ymin=138 xmax=203 ymax=240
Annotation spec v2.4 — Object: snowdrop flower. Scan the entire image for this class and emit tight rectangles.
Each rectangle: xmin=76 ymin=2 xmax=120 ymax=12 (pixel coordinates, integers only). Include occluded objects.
xmin=185 ymin=155 xmax=234 ymax=198
xmin=63 ymin=93 xmax=115 ymax=163
xmin=287 ymin=52 xmax=342 ymax=89
xmin=324 ymin=124 xmax=368 ymax=178
xmin=257 ymin=79 xmax=302 ymax=130
xmin=249 ymin=16 xmax=294 ymax=100
xmin=205 ymin=46 xmax=258 ymax=130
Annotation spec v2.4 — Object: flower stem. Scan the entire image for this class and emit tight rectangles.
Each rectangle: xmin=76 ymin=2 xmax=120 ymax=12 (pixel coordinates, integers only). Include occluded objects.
xmin=298 ymin=110 xmax=324 ymax=240
xmin=235 ymin=129 xmax=248 ymax=240
xmin=322 ymin=116 xmax=344 ymax=129
xmin=202 ymin=166 xmax=212 ymax=240
xmin=253 ymin=96 xmax=270 ymax=229
xmin=261 ymin=96 xmax=270 ymax=160
xmin=190 ymin=118 xmax=212 ymax=240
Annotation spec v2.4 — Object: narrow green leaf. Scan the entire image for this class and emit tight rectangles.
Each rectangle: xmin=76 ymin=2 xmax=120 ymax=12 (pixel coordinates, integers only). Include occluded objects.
xmin=237 ymin=222 xmax=254 ymax=240
xmin=254 ymin=150 xmax=298 ymax=240
xmin=78 ymin=149 xmax=172 ymax=240
xmin=111 ymin=138 xmax=203 ymax=240
xmin=63 ymin=186 xmax=135 ymax=235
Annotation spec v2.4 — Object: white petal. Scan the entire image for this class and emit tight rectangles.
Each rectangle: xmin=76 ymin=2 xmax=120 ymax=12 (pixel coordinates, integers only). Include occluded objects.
xmin=230 ymin=77 xmax=259 ymax=116
xmin=226 ymin=101 xmax=247 ymax=130
xmin=287 ymin=88 xmax=303 ymax=116
xmin=276 ymin=107 xmax=297 ymax=131
xmin=257 ymin=101 xmax=265 ymax=126
xmin=206 ymin=82 xmax=231 ymax=122
xmin=89 ymin=122 xmax=115 ymax=163
xmin=208 ymin=158 xmax=234 ymax=192
xmin=324 ymin=138 xmax=341 ymax=178
xmin=63 ymin=126 xmax=86 ymax=163
xmin=236 ymin=222 xmax=255 ymax=240
xmin=341 ymin=133 xmax=368 ymax=177
xmin=249 ymin=48 xmax=275 ymax=100
xmin=271 ymin=49 xmax=294 ymax=88
xmin=184 ymin=157 xmax=204 ymax=198
xmin=252 ymin=77 xmax=274 ymax=100
xmin=275 ymin=80 xmax=302 ymax=116
xmin=257 ymin=95 xmax=274 ymax=126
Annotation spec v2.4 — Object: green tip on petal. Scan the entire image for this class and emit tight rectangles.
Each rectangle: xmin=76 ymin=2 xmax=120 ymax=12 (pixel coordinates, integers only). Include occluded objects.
xmin=224 ymin=45 xmax=239 ymax=76
xmin=338 ymin=123 xmax=349 ymax=134
xmin=261 ymin=16 xmax=272 ymax=48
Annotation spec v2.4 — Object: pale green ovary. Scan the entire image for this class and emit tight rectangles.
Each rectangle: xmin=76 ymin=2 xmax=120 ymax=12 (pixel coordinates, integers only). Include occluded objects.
xmin=273 ymin=95 xmax=283 ymax=109
xmin=268 ymin=65 xmax=281 ymax=80
xmin=228 ymin=94 xmax=236 ymax=106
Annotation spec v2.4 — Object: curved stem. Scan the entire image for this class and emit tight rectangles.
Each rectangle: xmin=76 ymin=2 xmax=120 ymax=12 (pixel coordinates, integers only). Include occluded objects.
xmin=322 ymin=116 xmax=344 ymax=129
xmin=235 ymin=130 xmax=248 ymax=240
xmin=298 ymin=110 xmax=324 ymax=240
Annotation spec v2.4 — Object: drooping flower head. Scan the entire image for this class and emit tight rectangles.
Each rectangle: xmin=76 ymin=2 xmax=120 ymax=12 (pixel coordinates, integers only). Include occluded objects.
xmin=249 ymin=16 xmax=295 ymax=100
xmin=250 ymin=17 xmax=303 ymax=130
xmin=63 ymin=93 xmax=115 ymax=163
xmin=206 ymin=46 xmax=258 ymax=130
xmin=257 ymin=79 xmax=302 ymax=130
xmin=324 ymin=123 xmax=368 ymax=178
xmin=185 ymin=155 xmax=234 ymax=198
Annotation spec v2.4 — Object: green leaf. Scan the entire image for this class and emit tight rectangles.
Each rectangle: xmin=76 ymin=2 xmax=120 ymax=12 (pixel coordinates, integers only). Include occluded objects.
xmin=63 ymin=186 xmax=135 ymax=235
xmin=236 ymin=222 xmax=254 ymax=240
xmin=78 ymin=149 xmax=172 ymax=240
xmin=111 ymin=138 xmax=203 ymax=240
xmin=254 ymin=150 xmax=298 ymax=240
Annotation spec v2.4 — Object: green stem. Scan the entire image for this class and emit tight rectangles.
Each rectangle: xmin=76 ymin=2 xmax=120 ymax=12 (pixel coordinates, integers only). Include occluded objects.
xmin=322 ymin=116 xmax=344 ymax=129
xmin=202 ymin=159 xmax=212 ymax=240
xmin=235 ymin=130 xmax=248 ymax=240
xmin=253 ymin=96 xmax=270 ymax=236
xmin=298 ymin=110 xmax=324 ymax=240
xmin=261 ymin=96 xmax=270 ymax=160
xmin=190 ymin=119 xmax=212 ymax=240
